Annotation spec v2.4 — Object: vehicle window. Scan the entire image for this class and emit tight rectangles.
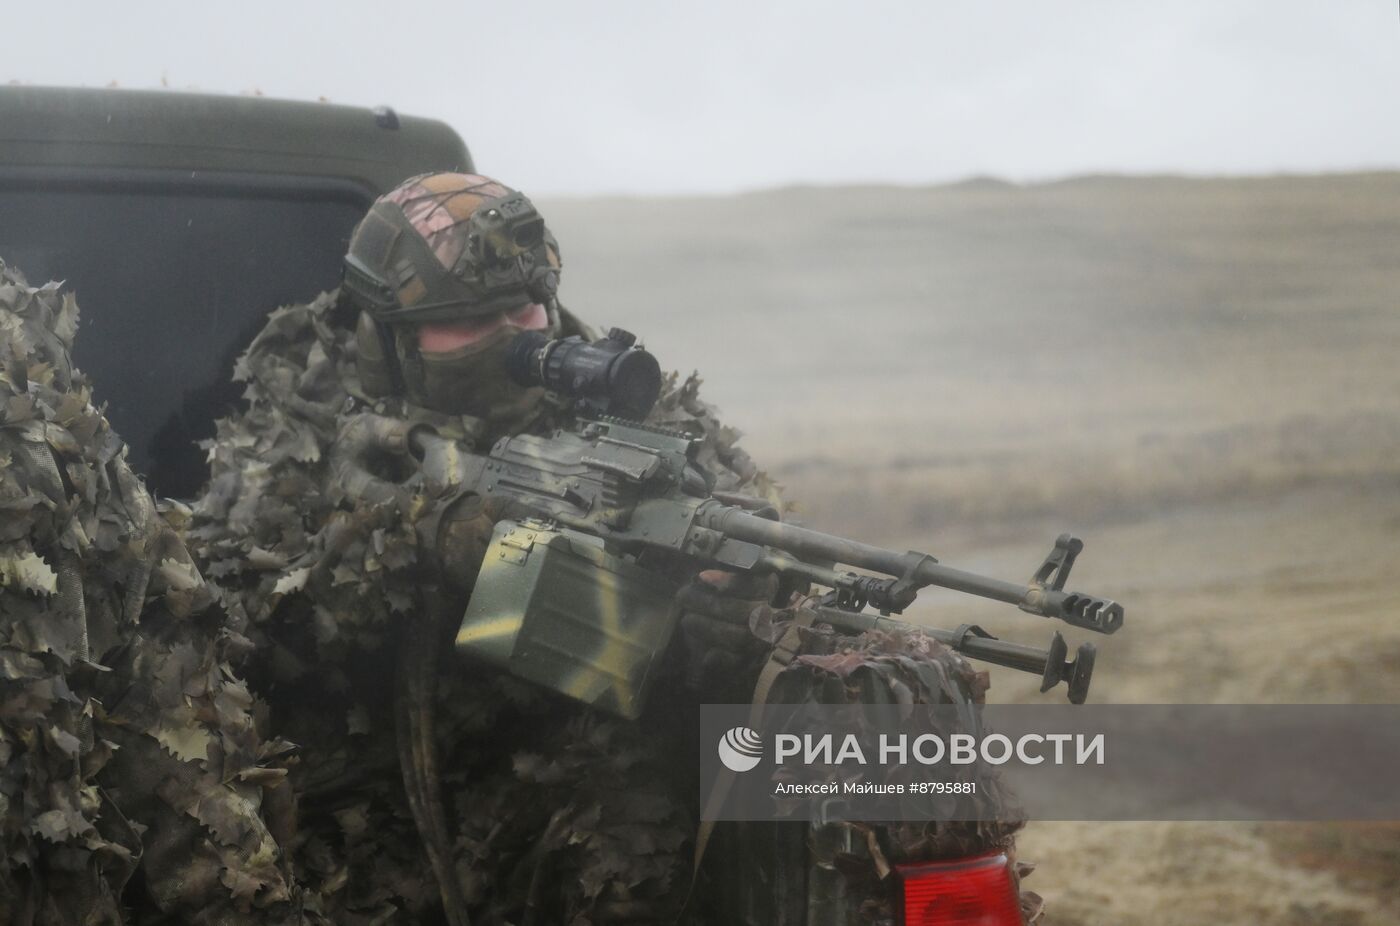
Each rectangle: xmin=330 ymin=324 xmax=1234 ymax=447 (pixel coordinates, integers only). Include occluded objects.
xmin=0 ymin=188 xmax=367 ymax=497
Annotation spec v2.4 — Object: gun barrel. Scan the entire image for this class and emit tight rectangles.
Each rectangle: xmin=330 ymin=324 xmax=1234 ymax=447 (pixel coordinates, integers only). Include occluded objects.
xmin=697 ymin=503 xmax=1018 ymax=595
xmin=697 ymin=503 xmax=1122 ymax=633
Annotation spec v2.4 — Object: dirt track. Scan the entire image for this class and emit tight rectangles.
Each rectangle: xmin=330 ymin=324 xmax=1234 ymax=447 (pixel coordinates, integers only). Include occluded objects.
xmin=543 ymin=174 xmax=1400 ymax=923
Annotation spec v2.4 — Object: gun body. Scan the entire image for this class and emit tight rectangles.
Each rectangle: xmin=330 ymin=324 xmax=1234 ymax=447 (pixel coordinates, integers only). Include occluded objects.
xmin=410 ymin=415 xmax=1123 ymax=715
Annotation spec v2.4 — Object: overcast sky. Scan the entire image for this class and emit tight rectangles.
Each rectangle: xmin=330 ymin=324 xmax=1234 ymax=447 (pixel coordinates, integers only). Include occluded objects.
xmin=7 ymin=1 xmax=1399 ymax=195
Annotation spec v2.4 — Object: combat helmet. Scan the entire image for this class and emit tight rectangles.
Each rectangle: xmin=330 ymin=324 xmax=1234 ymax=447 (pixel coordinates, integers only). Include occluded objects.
xmin=342 ymin=173 xmax=563 ymax=415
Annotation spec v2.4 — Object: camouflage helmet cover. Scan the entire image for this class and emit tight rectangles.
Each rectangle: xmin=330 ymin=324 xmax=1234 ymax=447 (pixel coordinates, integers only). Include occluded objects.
xmin=343 ymin=173 xmax=562 ymax=324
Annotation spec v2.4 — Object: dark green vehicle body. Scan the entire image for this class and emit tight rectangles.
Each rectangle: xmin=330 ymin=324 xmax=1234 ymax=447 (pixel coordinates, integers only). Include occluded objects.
xmin=0 ymin=85 xmax=860 ymax=925
xmin=0 ymin=86 xmax=471 ymax=496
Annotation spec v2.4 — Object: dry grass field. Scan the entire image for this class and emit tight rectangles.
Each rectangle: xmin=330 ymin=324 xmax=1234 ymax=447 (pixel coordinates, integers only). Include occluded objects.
xmin=542 ymin=174 xmax=1400 ymax=924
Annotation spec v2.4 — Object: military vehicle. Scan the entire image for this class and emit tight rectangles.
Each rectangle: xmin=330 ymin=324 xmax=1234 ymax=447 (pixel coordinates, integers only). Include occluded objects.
xmin=0 ymin=85 xmax=1053 ymax=924
xmin=0 ymin=85 xmax=470 ymax=498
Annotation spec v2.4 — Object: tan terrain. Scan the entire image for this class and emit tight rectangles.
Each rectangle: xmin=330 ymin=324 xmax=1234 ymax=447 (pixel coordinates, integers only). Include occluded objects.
xmin=542 ymin=174 xmax=1400 ymax=924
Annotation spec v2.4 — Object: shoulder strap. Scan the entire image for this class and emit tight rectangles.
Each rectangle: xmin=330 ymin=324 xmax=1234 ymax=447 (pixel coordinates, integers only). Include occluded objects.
xmin=678 ymin=607 xmax=817 ymax=922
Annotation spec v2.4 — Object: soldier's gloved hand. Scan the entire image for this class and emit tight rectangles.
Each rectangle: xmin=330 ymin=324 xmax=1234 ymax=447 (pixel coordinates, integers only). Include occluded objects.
xmin=676 ymin=569 xmax=778 ymax=698
xmin=426 ymin=492 xmax=499 ymax=593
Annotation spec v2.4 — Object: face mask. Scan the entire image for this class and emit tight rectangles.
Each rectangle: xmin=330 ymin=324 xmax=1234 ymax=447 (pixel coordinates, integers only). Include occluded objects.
xmin=403 ymin=314 xmax=558 ymax=420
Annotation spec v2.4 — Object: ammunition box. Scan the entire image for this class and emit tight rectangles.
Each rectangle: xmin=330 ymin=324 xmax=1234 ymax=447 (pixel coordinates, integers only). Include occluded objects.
xmin=456 ymin=518 xmax=679 ymax=719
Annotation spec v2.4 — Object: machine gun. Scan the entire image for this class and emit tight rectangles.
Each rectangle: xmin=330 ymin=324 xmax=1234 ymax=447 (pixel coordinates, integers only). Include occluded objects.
xmin=396 ymin=329 xmax=1121 ymax=716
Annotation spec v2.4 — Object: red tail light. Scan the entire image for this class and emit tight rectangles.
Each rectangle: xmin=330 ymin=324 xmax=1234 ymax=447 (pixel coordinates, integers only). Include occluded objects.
xmin=896 ymin=852 xmax=1022 ymax=925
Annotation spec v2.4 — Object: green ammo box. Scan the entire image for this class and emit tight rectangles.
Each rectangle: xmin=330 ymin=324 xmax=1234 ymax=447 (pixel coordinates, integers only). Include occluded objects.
xmin=455 ymin=518 xmax=680 ymax=719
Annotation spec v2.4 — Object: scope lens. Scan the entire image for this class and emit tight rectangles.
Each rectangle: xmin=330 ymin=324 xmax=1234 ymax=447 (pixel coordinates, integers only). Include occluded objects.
xmin=610 ymin=351 xmax=663 ymax=419
xmin=503 ymin=330 xmax=661 ymax=419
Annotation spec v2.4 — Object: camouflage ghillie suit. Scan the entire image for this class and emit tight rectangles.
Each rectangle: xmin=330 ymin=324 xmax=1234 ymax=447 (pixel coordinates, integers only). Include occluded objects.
xmin=0 ymin=262 xmax=300 ymax=924
xmin=187 ymin=290 xmax=783 ymax=924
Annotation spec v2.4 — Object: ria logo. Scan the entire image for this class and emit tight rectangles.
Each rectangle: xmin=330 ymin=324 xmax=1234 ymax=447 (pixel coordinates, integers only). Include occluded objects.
xmin=718 ymin=726 xmax=764 ymax=772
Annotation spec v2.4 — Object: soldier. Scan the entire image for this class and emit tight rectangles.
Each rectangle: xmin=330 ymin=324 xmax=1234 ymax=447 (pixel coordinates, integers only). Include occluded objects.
xmin=187 ymin=173 xmax=784 ymax=925
xmin=0 ymin=260 xmax=301 ymax=924
xmin=187 ymin=172 xmax=1033 ymax=925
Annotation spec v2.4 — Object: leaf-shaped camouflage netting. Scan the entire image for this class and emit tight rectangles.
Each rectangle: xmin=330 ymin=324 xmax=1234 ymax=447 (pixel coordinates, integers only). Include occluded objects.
xmin=0 ymin=259 xmax=302 ymax=925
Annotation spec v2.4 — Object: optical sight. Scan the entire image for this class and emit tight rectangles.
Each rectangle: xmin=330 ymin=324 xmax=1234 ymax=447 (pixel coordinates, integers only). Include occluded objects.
xmin=506 ymin=328 xmax=662 ymax=420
